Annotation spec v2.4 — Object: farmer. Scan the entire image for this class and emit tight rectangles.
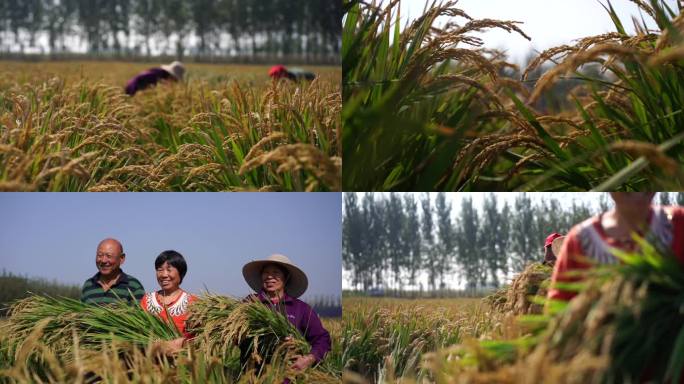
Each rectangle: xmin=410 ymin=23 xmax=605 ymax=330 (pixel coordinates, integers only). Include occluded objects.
xmin=242 ymin=254 xmax=331 ymax=372
xmin=543 ymin=233 xmax=564 ymax=266
xmin=80 ymin=238 xmax=145 ymax=305
xmin=268 ymin=65 xmax=316 ymax=82
xmin=548 ymin=193 xmax=684 ymax=302
xmin=124 ymin=61 xmax=185 ymax=96
xmin=141 ymin=250 xmax=198 ymax=354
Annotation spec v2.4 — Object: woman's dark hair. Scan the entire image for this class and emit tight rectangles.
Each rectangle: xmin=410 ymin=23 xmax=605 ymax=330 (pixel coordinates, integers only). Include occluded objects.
xmin=155 ymin=250 xmax=187 ymax=283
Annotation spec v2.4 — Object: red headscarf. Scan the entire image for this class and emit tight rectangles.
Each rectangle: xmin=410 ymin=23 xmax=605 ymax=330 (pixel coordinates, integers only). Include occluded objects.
xmin=269 ymin=65 xmax=287 ymax=78
xmin=545 ymin=233 xmax=563 ymax=247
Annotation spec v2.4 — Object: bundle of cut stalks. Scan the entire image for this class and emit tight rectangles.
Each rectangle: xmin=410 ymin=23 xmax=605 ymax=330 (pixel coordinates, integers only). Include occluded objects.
xmin=485 ymin=263 xmax=552 ymax=315
xmin=186 ymin=294 xmax=311 ymax=376
xmin=426 ymin=238 xmax=684 ymax=384
xmin=2 ymin=295 xmax=180 ymax=363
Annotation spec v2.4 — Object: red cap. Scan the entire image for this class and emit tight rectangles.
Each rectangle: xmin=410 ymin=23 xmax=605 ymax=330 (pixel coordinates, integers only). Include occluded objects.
xmin=545 ymin=233 xmax=563 ymax=247
xmin=269 ymin=65 xmax=287 ymax=78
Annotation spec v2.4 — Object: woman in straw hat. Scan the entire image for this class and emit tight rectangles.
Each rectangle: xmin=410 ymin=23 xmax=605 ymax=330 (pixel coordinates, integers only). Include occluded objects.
xmin=242 ymin=254 xmax=331 ymax=371
xmin=124 ymin=61 xmax=185 ymax=96
xmin=548 ymin=193 xmax=684 ymax=302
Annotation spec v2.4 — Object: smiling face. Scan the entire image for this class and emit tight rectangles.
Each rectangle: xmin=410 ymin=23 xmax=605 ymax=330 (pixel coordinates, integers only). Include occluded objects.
xmin=261 ymin=264 xmax=287 ymax=296
xmin=96 ymin=239 xmax=124 ymax=278
xmin=156 ymin=261 xmax=181 ymax=293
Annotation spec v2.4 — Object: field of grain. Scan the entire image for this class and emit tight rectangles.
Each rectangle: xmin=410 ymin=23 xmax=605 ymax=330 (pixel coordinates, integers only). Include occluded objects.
xmin=0 ymin=61 xmax=341 ymax=191
xmin=343 ymin=0 xmax=684 ymax=191
xmin=338 ymin=243 xmax=684 ymax=383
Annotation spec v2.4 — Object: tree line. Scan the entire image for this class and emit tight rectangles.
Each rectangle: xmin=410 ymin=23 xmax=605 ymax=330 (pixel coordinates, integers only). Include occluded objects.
xmin=0 ymin=0 xmax=341 ymax=63
xmin=342 ymin=193 xmax=684 ymax=292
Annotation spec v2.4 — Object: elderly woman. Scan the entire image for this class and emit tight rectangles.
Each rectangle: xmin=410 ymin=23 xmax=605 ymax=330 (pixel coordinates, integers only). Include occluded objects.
xmin=548 ymin=193 xmax=684 ymax=301
xmin=125 ymin=61 xmax=185 ymax=96
xmin=141 ymin=250 xmax=197 ymax=353
xmin=242 ymin=254 xmax=331 ymax=371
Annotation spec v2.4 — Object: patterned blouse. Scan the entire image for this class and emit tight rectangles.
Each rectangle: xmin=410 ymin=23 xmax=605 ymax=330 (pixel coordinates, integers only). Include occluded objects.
xmin=548 ymin=206 xmax=684 ymax=301
xmin=140 ymin=290 xmax=197 ymax=337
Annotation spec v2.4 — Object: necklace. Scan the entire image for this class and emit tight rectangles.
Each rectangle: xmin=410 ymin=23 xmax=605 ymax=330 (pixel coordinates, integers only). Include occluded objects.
xmin=160 ymin=289 xmax=182 ymax=306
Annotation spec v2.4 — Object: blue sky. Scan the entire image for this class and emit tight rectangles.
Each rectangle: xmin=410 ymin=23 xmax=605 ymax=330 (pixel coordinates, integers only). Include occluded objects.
xmin=399 ymin=0 xmax=680 ymax=63
xmin=0 ymin=193 xmax=342 ymax=300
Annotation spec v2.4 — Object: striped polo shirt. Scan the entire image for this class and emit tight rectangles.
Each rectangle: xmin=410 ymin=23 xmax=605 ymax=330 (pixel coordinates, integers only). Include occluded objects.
xmin=80 ymin=270 xmax=145 ymax=305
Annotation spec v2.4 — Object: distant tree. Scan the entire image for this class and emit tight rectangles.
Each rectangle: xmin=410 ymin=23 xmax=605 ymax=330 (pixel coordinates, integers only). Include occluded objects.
xmin=362 ymin=193 xmax=386 ymax=289
xmin=134 ymin=0 xmax=162 ymax=57
xmin=435 ymin=193 xmax=455 ymax=289
xmin=385 ymin=193 xmax=405 ymax=289
xmin=342 ymin=193 xmax=364 ymax=290
xmin=457 ymin=196 xmax=479 ymax=290
xmin=510 ymin=193 xmax=535 ymax=271
xmin=403 ymin=194 xmax=422 ymax=288
xmin=496 ymin=201 xmax=511 ymax=279
xmin=421 ymin=193 xmax=438 ymax=291
xmin=481 ymin=193 xmax=506 ymax=287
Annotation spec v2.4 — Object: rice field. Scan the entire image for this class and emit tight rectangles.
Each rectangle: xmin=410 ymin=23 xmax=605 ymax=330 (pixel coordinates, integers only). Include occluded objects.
xmin=0 ymin=61 xmax=341 ymax=191
xmin=338 ymin=242 xmax=684 ymax=383
xmin=343 ymin=0 xmax=684 ymax=191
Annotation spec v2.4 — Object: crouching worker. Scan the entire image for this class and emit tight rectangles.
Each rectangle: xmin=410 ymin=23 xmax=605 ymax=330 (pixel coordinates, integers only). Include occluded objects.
xmin=125 ymin=61 xmax=185 ymax=96
xmin=141 ymin=250 xmax=197 ymax=354
xmin=242 ymin=254 xmax=331 ymax=372
xmin=269 ymin=65 xmax=316 ymax=82
xmin=548 ymin=193 xmax=684 ymax=302
xmin=543 ymin=233 xmax=564 ymax=266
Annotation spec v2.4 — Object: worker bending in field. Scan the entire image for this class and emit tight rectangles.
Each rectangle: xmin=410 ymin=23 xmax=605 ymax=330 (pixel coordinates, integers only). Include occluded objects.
xmin=548 ymin=193 xmax=684 ymax=302
xmin=543 ymin=233 xmax=564 ymax=266
xmin=125 ymin=61 xmax=185 ymax=96
xmin=268 ymin=65 xmax=316 ymax=82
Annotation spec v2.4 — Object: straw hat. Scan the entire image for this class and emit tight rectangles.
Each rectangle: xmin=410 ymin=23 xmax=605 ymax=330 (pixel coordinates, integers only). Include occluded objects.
xmin=160 ymin=61 xmax=185 ymax=80
xmin=551 ymin=236 xmax=565 ymax=257
xmin=242 ymin=254 xmax=308 ymax=298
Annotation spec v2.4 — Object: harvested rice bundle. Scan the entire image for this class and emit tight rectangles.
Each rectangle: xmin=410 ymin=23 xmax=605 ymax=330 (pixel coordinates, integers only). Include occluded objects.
xmin=485 ymin=263 xmax=552 ymax=315
xmin=484 ymin=286 xmax=509 ymax=313
xmin=2 ymin=295 xmax=180 ymax=364
xmin=504 ymin=263 xmax=552 ymax=315
xmin=186 ymin=294 xmax=310 ymax=376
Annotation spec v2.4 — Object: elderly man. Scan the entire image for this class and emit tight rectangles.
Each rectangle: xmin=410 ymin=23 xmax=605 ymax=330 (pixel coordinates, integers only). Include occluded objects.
xmin=81 ymin=238 xmax=145 ymax=305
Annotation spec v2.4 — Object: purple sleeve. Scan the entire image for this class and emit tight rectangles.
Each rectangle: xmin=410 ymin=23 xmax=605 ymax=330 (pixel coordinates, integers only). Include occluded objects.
xmin=125 ymin=68 xmax=173 ymax=96
xmin=300 ymin=304 xmax=331 ymax=362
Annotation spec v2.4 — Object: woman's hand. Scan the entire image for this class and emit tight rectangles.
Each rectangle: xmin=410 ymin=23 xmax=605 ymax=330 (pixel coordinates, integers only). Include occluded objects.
xmin=164 ymin=337 xmax=185 ymax=355
xmin=291 ymin=353 xmax=316 ymax=371
xmin=283 ymin=335 xmax=316 ymax=370
xmin=152 ymin=337 xmax=185 ymax=356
